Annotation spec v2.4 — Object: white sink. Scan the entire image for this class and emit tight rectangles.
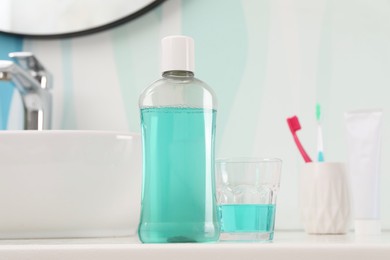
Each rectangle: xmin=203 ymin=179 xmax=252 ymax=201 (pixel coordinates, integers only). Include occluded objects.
xmin=0 ymin=130 xmax=142 ymax=239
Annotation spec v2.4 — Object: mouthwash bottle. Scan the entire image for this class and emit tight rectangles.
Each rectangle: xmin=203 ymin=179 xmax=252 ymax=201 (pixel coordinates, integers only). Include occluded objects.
xmin=138 ymin=35 xmax=220 ymax=243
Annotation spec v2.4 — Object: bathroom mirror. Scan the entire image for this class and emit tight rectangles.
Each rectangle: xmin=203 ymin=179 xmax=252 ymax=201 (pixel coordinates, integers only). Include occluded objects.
xmin=0 ymin=0 xmax=164 ymax=38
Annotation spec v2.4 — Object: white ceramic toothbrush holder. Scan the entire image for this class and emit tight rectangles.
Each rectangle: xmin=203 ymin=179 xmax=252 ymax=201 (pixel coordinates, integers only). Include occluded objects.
xmin=300 ymin=162 xmax=350 ymax=234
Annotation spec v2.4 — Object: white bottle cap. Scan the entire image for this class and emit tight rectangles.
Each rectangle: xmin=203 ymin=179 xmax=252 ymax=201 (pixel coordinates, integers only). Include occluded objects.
xmin=161 ymin=35 xmax=194 ymax=73
xmin=354 ymin=220 xmax=381 ymax=235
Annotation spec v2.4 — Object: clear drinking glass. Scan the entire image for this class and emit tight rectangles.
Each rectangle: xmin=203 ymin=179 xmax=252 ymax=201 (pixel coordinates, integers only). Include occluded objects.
xmin=216 ymin=158 xmax=282 ymax=242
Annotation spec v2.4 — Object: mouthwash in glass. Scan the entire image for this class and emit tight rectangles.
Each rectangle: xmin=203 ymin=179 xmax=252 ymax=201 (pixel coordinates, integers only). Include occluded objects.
xmin=138 ymin=35 xmax=220 ymax=243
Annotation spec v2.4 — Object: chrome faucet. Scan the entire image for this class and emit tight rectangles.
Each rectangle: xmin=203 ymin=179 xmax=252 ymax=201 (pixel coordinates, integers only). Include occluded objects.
xmin=0 ymin=52 xmax=52 ymax=130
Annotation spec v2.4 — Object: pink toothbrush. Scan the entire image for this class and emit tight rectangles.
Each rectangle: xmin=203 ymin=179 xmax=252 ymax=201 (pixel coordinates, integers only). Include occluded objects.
xmin=287 ymin=116 xmax=312 ymax=163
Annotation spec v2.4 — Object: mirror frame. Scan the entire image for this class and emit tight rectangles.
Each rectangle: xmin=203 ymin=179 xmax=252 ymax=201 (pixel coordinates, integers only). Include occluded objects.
xmin=0 ymin=0 xmax=165 ymax=39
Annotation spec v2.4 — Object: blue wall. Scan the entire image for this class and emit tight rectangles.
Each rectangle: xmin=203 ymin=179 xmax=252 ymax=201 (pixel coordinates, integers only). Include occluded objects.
xmin=4 ymin=0 xmax=390 ymax=229
xmin=0 ymin=33 xmax=23 ymax=129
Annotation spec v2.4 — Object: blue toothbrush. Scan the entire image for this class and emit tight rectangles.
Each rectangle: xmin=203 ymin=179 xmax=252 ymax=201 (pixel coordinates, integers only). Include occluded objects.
xmin=316 ymin=103 xmax=325 ymax=162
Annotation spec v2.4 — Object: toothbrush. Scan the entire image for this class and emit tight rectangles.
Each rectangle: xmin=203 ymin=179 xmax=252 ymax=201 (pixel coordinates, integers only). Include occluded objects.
xmin=287 ymin=116 xmax=312 ymax=163
xmin=316 ymin=103 xmax=324 ymax=162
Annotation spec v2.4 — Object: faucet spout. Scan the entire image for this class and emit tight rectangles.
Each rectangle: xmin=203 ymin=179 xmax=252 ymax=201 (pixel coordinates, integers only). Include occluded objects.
xmin=0 ymin=53 xmax=52 ymax=130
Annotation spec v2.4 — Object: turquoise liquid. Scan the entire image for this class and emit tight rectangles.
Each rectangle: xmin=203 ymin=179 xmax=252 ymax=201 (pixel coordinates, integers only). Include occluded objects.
xmin=218 ymin=204 xmax=276 ymax=233
xmin=138 ymin=107 xmax=220 ymax=243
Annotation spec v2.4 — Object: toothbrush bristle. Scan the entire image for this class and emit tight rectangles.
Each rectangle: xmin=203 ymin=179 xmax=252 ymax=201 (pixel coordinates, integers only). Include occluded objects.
xmin=316 ymin=103 xmax=321 ymax=121
xmin=287 ymin=116 xmax=301 ymax=132
xmin=318 ymin=151 xmax=324 ymax=162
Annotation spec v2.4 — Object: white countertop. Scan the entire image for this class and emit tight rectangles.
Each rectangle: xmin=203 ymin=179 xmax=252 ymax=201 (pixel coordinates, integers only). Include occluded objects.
xmin=0 ymin=231 xmax=389 ymax=260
